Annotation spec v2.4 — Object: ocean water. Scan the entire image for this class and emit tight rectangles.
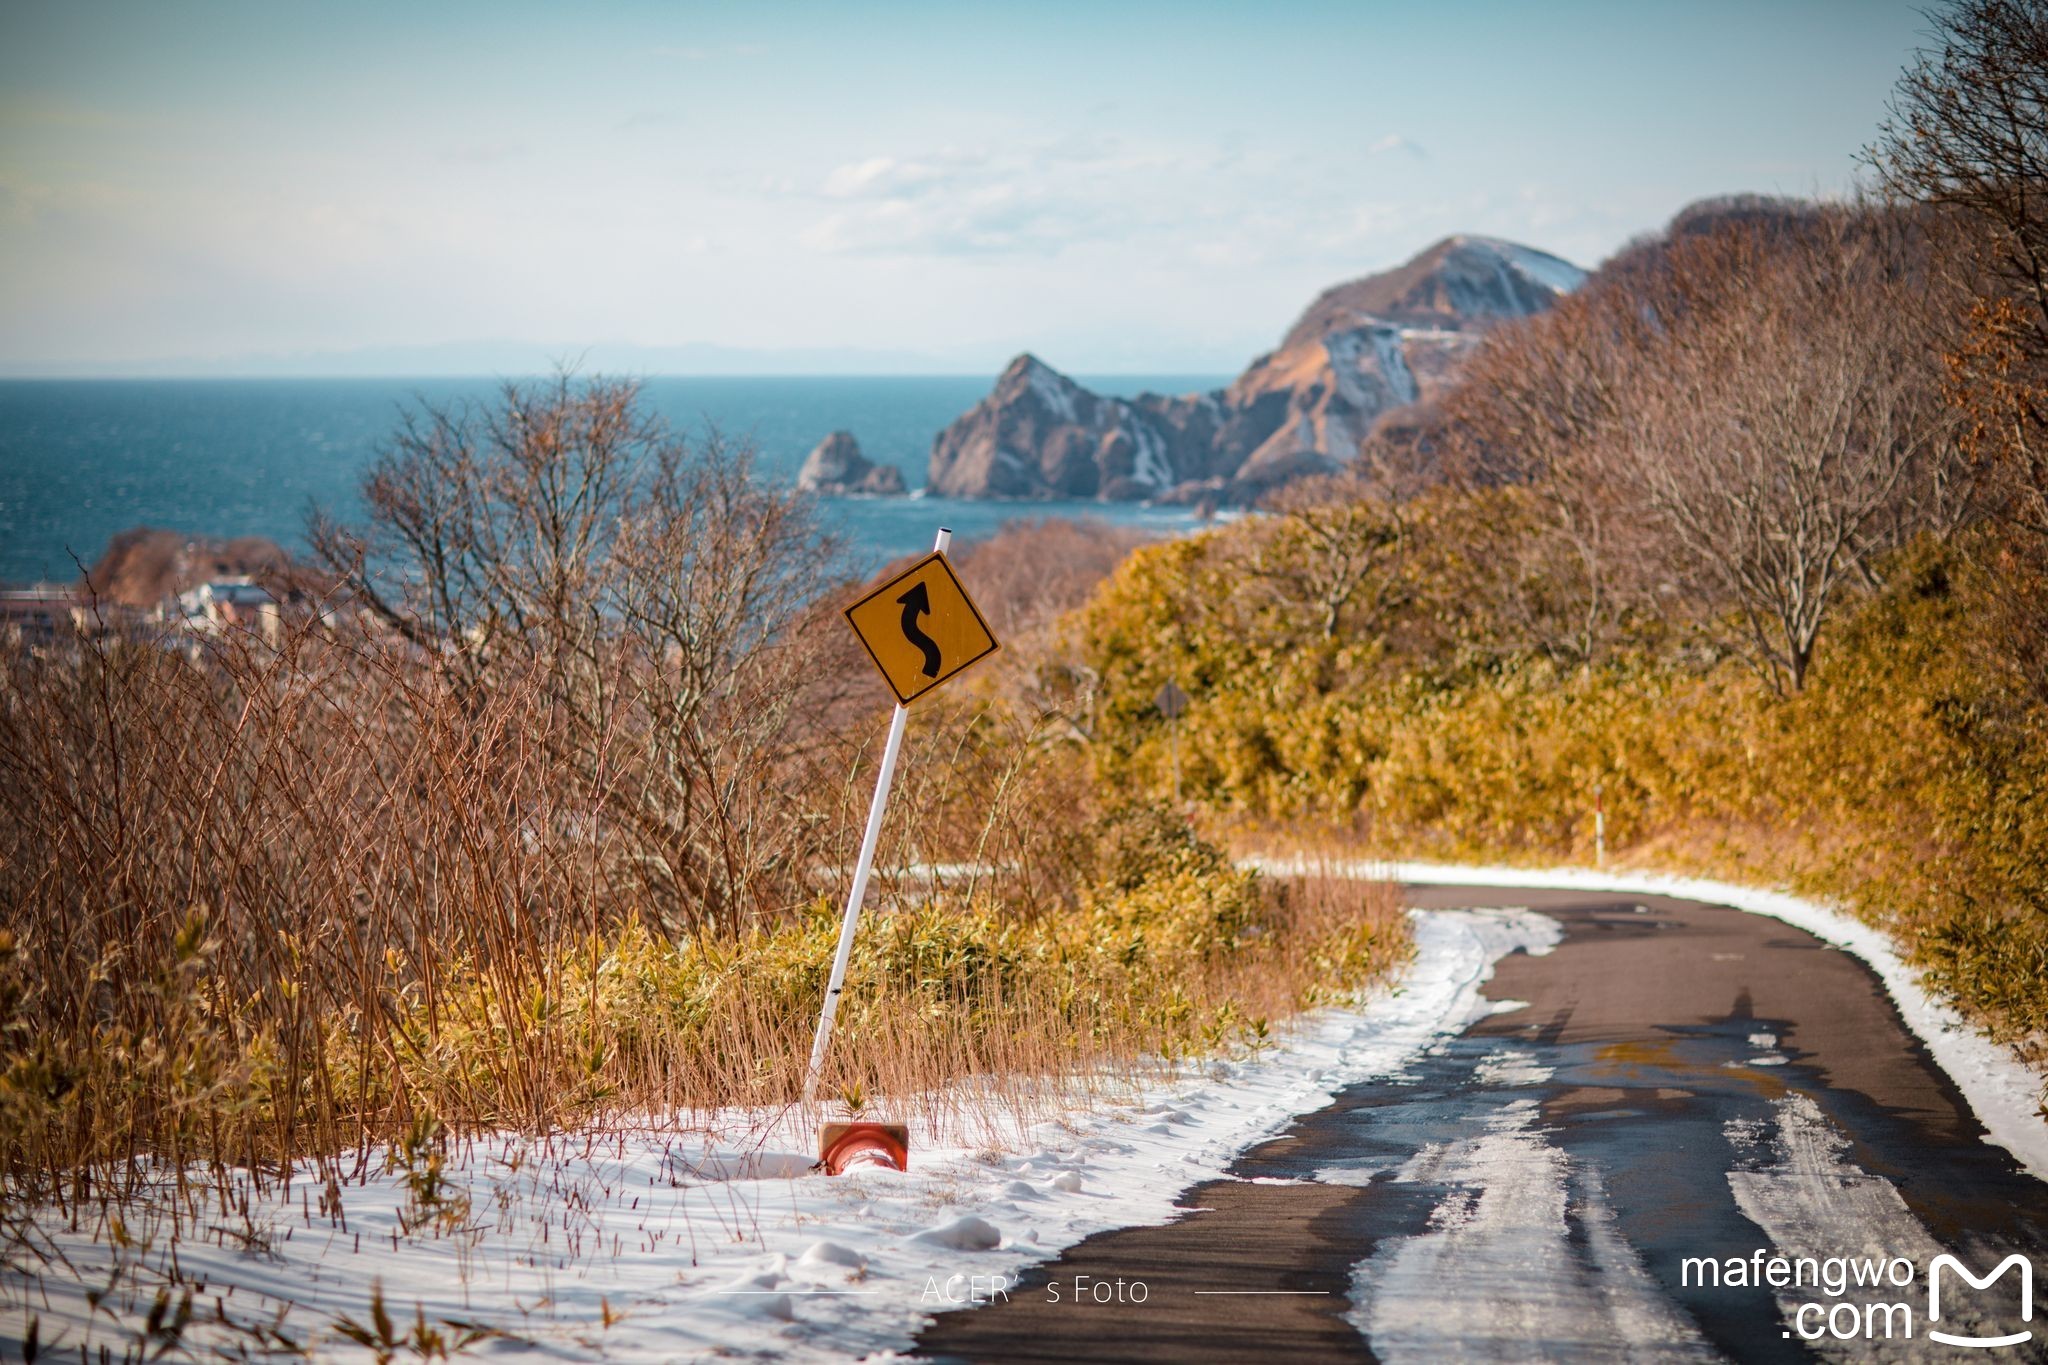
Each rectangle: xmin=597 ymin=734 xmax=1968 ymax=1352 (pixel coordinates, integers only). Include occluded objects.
xmin=0 ymin=375 xmax=1228 ymax=585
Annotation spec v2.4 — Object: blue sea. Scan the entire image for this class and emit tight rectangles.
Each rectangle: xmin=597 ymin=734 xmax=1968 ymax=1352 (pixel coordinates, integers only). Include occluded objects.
xmin=0 ymin=375 xmax=1228 ymax=585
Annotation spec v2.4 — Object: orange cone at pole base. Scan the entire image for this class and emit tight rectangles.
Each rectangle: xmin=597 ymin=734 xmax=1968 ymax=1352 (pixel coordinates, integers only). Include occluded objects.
xmin=820 ymin=1121 xmax=909 ymax=1175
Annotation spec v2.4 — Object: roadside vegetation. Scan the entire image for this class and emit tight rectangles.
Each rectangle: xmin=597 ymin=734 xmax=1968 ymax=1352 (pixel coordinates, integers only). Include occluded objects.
xmin=1079 ymin=0 xmax=2048 ymax=1071
xmin=0 ymin=383 xmax=1405 ymax=1213
xmin=7 ymin=0 xmax=2046 ymax=1258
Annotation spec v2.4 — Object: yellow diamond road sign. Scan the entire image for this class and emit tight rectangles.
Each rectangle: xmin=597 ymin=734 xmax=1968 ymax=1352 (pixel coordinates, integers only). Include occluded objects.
xmin=844 ymin=551 xmax=999 ymax=704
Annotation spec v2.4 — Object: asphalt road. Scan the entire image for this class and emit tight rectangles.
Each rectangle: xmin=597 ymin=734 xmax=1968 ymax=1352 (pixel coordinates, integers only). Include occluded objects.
xmin=916 ymin=886 xmax=2048 ymax=1363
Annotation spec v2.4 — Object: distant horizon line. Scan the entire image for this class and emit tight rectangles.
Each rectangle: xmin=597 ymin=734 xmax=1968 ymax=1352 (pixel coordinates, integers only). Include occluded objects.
xmin=0 ymin=369 xmax=1238 ymax=383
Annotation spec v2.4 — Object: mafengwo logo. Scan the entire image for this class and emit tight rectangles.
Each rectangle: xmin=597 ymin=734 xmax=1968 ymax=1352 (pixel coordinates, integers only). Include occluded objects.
xmin=1928 ymin=1254 xmax=2032 ymax=1349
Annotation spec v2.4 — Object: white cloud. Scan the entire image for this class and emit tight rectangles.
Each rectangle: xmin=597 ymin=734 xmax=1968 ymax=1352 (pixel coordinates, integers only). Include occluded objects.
xmin=0 ymin=116 xmax=1613 ymax=372
xmin=438 ymin=140 xmax=530 ymax=166
xmin=797 ymin=133 xmax=1477 ymax=270
xmin=819 ymin=155 xmax=954 ymax=200
xmin=1367 ymin=133 xmax=1428 ymax=160
xmin=802 ymin=139 xmax=1233 ymax=259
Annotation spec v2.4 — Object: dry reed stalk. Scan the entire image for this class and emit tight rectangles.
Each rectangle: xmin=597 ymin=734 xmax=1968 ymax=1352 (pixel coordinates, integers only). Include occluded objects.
xmin=0 ymin=524 xmax=1405 ymax=1224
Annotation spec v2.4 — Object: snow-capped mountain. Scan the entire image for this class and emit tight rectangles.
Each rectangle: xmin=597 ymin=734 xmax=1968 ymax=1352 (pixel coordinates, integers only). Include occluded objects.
xmin=925 ymin=236 xmax=1585 ymax=501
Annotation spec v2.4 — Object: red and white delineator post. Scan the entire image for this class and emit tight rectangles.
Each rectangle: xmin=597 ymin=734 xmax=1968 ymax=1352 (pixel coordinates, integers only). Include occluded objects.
xmin=819 ymin=1120 xmax=910 ymax=1176
xmin=803 ymin=528 xmax=953 ymax=1172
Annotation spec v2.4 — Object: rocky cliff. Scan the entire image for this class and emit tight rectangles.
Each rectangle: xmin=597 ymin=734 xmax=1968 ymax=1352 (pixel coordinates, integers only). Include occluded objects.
xmin=797 ymin=430 xmax=906 ymax=495
xmin=926 ymin=235 xmax=1585 ymax=501
xmin=925 ymin=355 xmax=1231 ymax=500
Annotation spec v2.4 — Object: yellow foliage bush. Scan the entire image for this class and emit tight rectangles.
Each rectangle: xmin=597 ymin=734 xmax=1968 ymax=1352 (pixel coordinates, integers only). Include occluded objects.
xmin=1083 ymin=524 xmax=2048 ymax=1054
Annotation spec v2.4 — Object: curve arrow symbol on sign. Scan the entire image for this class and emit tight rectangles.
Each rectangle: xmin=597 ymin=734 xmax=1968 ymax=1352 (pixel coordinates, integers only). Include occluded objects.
xmin=896 ymin=581 xmax=944 ymax=677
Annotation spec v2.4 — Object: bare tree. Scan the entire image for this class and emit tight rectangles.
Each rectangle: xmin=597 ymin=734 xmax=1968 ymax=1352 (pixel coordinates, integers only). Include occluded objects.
xmin=1877 ymin=0 xmax=2048 ymax=358
xmin=1602 ymin=210 xmax=1962 ymax=691
xmin=1873 ymin=0 xmax=2048 ymax=700
xmin=1233 ymin=473 xmax=1410 ymax=641
xmin=312 ymin=375 xmax=651 ymax=681
xmin=1444 ymin=202 xmax=1970 ymax=687
xmin=312 ymin=373 xmax=845 ymax=928
xmin=1875 ymin=0 xmax=2048 ymax=533
xmin=1440 ymin=255 xmax=1667 ymax=664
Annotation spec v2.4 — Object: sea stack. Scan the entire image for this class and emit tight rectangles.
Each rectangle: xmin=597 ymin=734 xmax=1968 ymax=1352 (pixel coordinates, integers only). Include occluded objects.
xmin=797 ymin=430 xmax=906 ymax=495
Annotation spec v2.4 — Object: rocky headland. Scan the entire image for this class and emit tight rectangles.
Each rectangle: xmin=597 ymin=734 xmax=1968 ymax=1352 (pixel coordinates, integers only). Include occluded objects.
xmin=926 ymin=235 xmax=1585 ymax=503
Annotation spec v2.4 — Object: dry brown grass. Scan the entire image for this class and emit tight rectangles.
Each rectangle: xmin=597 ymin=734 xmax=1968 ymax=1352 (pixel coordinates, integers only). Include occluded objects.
xmin=0 ymin=381 xmax=1412 ymax=1223
xmin=0 ymin=596 xmax=1407 ymax=1226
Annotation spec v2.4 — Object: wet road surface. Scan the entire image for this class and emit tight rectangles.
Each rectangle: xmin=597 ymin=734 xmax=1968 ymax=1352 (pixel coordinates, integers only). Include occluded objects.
xmin=917 ymin=887 xmax=2048 ymax=1363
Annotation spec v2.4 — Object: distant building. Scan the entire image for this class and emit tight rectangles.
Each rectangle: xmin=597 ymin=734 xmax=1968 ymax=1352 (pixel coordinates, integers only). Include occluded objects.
xmin=176 ymin=578 xmax=280 ymax=642
xmin=0 ymin=587 xmax=88 ymax=645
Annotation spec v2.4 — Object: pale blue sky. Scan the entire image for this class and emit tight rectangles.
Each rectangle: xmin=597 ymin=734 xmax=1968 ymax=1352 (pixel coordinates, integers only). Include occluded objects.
xmin=0 ymin=0 xmax=1934 ymax=375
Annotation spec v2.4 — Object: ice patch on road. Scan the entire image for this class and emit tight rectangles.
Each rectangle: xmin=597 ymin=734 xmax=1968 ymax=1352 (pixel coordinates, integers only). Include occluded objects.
xmin=1351 ymin=1098 xmax=1716 ymax=1361
xmin=1727 ymin=1093 xmax=2010 ymax=1359
xmin=1314 ymin=1156 xmax=1402 ymax=1186
xmin=1279 ymin=860 xmax=2048 ymax=1181
xmin=1474 ymin=1048 xmax=1554 ymax=1087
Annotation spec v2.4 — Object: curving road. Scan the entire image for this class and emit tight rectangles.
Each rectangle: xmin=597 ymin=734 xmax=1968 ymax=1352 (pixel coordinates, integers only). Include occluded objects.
xmin=917 ymin=886 xmax=2048 ymax=1363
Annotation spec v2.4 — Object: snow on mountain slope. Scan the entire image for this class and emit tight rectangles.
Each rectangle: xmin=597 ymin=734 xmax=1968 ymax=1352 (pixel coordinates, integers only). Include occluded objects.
xmin=1220 ymin=236 xmax=1584 ymax=483
xmin=927 ymin=236 xmax=1584 ymax=501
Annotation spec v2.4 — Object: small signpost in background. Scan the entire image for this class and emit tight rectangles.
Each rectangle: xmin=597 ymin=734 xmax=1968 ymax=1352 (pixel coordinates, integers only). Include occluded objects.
xmin=1594 ymin=779 xmax=1606 ymax=868
xmin=805 ymin=528 xmax=1000 ymax=1141
xmin=1156 ymin=679 xmax=1189 ymax=807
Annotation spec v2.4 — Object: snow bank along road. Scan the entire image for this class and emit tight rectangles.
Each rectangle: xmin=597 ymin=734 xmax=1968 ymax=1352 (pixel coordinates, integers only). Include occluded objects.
xmin=7 ymin=895 xmax=1542 ymax=1362
xmin=9 ymin=870 xmax=2046 ymax=1362
xmin=921 ymin=875 xmax=2048 ymax=1363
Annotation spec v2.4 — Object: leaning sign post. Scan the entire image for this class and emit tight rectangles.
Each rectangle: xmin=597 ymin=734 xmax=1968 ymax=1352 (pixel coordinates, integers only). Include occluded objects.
xmin=804 ymin=528 xmax=999 ymax=1126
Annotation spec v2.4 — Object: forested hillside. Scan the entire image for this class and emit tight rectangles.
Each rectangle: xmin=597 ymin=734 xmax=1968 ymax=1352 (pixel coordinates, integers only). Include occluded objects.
xmin=1076 ymin=16 xmax=2048 ymax=1063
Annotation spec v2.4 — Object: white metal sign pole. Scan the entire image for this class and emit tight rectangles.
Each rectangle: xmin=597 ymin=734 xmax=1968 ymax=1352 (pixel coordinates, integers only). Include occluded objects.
xmin=803 ymin=526 xmax=951 ymax=1106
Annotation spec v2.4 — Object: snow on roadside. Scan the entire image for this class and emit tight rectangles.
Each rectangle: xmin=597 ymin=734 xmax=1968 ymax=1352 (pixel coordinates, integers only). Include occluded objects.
xmin=3 ymin=909 xmax=1554 ymax=1363
xmin=1296 ymin=860 xmax=2048 ymax=1182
